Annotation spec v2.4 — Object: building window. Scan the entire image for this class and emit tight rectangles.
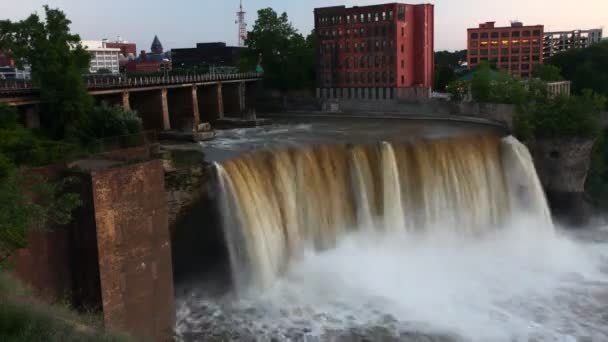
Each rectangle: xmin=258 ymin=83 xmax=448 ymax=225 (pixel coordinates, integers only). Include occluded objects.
xmin=491 ymin=32 xmax=499 ymax=38
xmin=401 ymin=60 xmax=405 ymax=68
xmin=401 ymin=44 xmax=404 ymax=53
xmin=470 ymin=49 xmax=478 ymax=56
xmin=522 ymin=55 xmax=530 ymax=62
xmin=361 ymin=14 xmax=365 ymax=23
xmin=368 ymin=71 xmax=372 ymax=83
xmin=389 ymin=11 xmax=394 ymax=20
xmin=375 ymin=13 xmax=379 ymax=22
xmin=522 ymin=47 xmax=530 ymax=54
xmin=470 ymin=40 xmax=479 ymax=46
xmin=361 ymin=42 xmax=366 ymax=52
xmin=532 ymin=55 xmax=540 ymax=61
xmin=471 ymin=57 xmax=478 ymax=63
xmin=375 ymin=71 xmax=380 ymax=82
xmin=346 ymin=15 xmax=351 ymax=24
xmin=361 ymin=28 xmax=365 ymax=36
xmin=533 ymin=46 xmax=540 ymax=53
xmin=490 ymin=49 xmax=498 ymax=55
xmin=511 ymin=56 xmax=519 ymax=62
xmin=511 ymin=47 xmax=520 ymax=54
xmin=522 ymin=64 xmax=530 ymax=70
xmin=375 ymin=56 xmax=380 ymax=67
xmin=368 ymin=13 xmax=372 ymax=22
xmin=346 ymin=29 xmax=351 ymax=37
xmin=401 ymin=27 xmax=405 ymax=36
xmin=360 ymin=56 xmax=365 ymax=68
xmin=480 ymin=49 xmax=488 ymax=56
xmin=523 ymin=31 xmax=531 ymax=37
xmin=481 ymin=32 xmax=489 ymax=39
xmin=512 ymin=31 xmax=520 ymax=37
xmin=511 ymin=64 xmax=519 ymax=70
xmin=382 ymin=71 xmax=387 ymax=82
xmin=501 ymin=48 xmax=509 ymax=55
xmin=471 ymin=33 xmax=478 ymax=39
xmin=382 ymin=12 xmax=387 ymax=21
xmin=401 ymin=75 xmax=405 ymax=85
xmin=533 ymin=30 xmax=541 ymax=36
xmin=501 ymin=32 xmax=509 ymax=38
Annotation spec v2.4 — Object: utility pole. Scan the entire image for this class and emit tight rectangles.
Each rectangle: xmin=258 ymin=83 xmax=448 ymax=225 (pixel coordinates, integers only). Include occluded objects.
xmin=236 ymin=0 xmax=247 ymax=47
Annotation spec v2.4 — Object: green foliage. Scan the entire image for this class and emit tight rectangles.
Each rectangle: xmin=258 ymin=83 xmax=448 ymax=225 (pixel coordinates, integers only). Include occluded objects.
xmin=549 ymin=41 xmax=608 ymax=102
xmin=446 ymin=80 xmax=469 ymax=102
xmin=0 ymin=106 xmax=82 ymax=266
xmin=516 ymin=89 xmax=605 ymax=140
xmin=531 ymin=64 xmax=563 ymax=82
xmin=469 ymin=61 xmax=526 ymax=104
xmin=0 ymin=272 xmax=130 ymax=341
xmin=0 ymin=6 xmax=94 ymax=139
xmin=241 ymin=8 xmax=315 ymax=90
xmin=79 ymin=102 xmax=142 ymax=142
xmin=434 ymin=50 xmax=467 ymax=68
xmin=434 ymin=50 xmax=467 ymax=91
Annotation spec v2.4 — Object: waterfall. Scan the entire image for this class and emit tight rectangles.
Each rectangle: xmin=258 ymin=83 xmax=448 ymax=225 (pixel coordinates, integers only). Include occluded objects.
xmin=216 ymin=134 xmax=553 ymax=291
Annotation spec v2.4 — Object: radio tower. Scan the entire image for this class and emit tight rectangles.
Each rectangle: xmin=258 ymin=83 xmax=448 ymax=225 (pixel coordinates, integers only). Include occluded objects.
xmin=236 ymin=0 xmax=247 ymax=47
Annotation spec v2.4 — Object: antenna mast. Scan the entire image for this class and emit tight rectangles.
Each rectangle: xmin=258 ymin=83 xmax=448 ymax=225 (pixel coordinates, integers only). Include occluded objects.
xmin=236 ymin=0 xmax=247 ymax=47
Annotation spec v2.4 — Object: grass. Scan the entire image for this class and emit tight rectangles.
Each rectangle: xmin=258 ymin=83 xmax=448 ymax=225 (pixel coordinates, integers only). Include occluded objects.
xmin=0 ymin=271 xmax=131 ymax=342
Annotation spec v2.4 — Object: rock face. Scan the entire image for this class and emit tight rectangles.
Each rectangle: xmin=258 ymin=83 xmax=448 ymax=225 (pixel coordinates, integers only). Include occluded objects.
xmin=527 ymin=137 xmax=596 ymax=226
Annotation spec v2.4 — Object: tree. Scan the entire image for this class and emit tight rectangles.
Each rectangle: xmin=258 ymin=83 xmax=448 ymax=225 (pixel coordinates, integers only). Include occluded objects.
xmin=241 ymin=8 xmax=315 ymax=91
xmin=0 ymin=105 xmax=81 ymax=266
xmin=549 ymin=41 xmax=608 ymax=101
xmin=0 ymin=6 xmax=93 ymax=139
xmin=532 ymin=64 xmax=563 ymax=82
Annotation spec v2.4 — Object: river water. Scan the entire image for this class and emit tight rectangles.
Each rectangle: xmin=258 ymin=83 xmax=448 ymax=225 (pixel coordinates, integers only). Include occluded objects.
xmin=173 ymin=119 xmax=608 ymax=342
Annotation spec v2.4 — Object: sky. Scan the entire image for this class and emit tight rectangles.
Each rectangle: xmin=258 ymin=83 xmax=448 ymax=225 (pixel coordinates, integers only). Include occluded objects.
xmin=3 ymin=0 xmax=607 ymax=52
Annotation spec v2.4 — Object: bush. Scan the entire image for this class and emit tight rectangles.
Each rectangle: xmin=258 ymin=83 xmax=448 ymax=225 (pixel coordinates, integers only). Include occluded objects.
xmin=79 ymin=102 xmax=143 ymax=143
xmin=0 ymin=272 xmax=130 ymax=342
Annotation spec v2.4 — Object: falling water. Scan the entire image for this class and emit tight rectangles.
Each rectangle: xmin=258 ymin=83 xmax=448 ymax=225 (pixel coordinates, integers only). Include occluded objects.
xmin=215 ymin=134 xmax=553 ymax=291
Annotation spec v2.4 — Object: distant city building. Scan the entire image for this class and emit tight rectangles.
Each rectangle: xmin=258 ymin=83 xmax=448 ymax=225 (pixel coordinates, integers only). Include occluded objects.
xmin=314 ymin=3 xmax=435 ymax=99
xmin=544 ymin=29 xmax=603 ymax=59
xmin=82 ymin=40 xmax=121 ymax=74
xmin=467 ymin=21 xmax=544 ymax=78
xmin=105 ymin=37 xmax=137 ymax=59
xmin=151 ymin=35 xmax=164 ymax=54
xmin=171 ymin=42 xmax=244 ymax=70
xmin=125 ymin=36 xmax=172 ymax=74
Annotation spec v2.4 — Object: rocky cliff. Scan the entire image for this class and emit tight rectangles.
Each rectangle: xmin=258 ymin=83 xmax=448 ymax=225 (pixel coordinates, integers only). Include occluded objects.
xmin=527 ymin=137 xmax=596 ymax=226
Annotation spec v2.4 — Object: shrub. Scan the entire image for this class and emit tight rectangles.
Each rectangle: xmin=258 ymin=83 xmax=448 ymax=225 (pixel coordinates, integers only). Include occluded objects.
xmin=79 ymin=102 xmax=143 ymax=143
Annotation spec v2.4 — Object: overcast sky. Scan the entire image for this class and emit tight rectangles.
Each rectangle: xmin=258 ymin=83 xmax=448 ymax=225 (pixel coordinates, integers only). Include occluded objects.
xmin=4 ymin=0 xmax=607 ymax=52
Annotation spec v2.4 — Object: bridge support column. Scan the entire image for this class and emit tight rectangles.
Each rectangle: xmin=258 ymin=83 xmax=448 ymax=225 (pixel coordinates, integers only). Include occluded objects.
xmin=244 ymin=81 xmax=258 ymax=119
xmin=316 ymin=88 xmax=321 ymax=99
xmin=129 ymin=89 xmax=170 ymax=132
xmin=167 ymin=86 xmax=200 ymax=132
xmin=121 ymin=91 xmax=131 ymax=111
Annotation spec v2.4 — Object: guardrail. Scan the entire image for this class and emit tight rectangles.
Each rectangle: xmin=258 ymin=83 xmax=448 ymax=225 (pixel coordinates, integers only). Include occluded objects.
xmin=0 ymin=72 xmax=262 ymax=93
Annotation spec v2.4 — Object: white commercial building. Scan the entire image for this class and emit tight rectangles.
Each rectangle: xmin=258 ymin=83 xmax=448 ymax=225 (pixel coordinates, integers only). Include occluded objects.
xmin=82 ymin=40 xmax=121 ymax=74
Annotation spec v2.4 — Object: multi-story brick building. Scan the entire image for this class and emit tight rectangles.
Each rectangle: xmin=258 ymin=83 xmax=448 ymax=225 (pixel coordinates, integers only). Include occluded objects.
xmin=467 ymin=21 xmax=544 ymax=78
xmin=314 ymin=3 xmax=434 ymax=100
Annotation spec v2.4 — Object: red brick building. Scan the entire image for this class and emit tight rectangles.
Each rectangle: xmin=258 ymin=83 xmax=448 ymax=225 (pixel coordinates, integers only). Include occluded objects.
xmin=105 ymin=42 xmax=137 ymax=58
xmin=314 ymin=3 xmax=434 ymax=100
xmin=467 ymin=21 xmax=544 ymax=78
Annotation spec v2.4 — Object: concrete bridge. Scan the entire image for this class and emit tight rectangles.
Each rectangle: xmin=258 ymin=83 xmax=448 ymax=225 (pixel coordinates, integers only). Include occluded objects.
xmin=0 ymin=73 xmax=262 ymax=134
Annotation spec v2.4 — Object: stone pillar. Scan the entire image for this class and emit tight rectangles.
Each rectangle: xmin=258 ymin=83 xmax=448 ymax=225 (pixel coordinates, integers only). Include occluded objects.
xmin=316 ymin=88 xmax=321 ymax=99
xmin=364 ymin=88 xmax=369 ymax=100
xmin=379 ymin=88 xmax=384 ymax=101
xmin=217 ymin=83 xmax=224 ymax=119
xmin=91 ymin=160 xmax=175 ymax=341
xmin=121 ymin=91 xmax=131 ymax=111
xmin=161 ymin=88 xmax=170 ymax=130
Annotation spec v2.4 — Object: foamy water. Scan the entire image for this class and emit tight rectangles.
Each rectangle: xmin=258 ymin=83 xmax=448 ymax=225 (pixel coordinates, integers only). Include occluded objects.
xmin=176 ymin=219 xmax=608 ymax=342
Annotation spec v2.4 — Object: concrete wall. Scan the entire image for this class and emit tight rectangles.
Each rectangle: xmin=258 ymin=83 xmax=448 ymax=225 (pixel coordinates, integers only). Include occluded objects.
xmin=91 ymin=159 xmax=174 ymax=340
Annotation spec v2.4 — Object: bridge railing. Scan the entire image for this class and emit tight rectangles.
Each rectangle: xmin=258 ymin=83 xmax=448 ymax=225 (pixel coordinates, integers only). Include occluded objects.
xmin=0 ymin=72 xmax=262 ymax=93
